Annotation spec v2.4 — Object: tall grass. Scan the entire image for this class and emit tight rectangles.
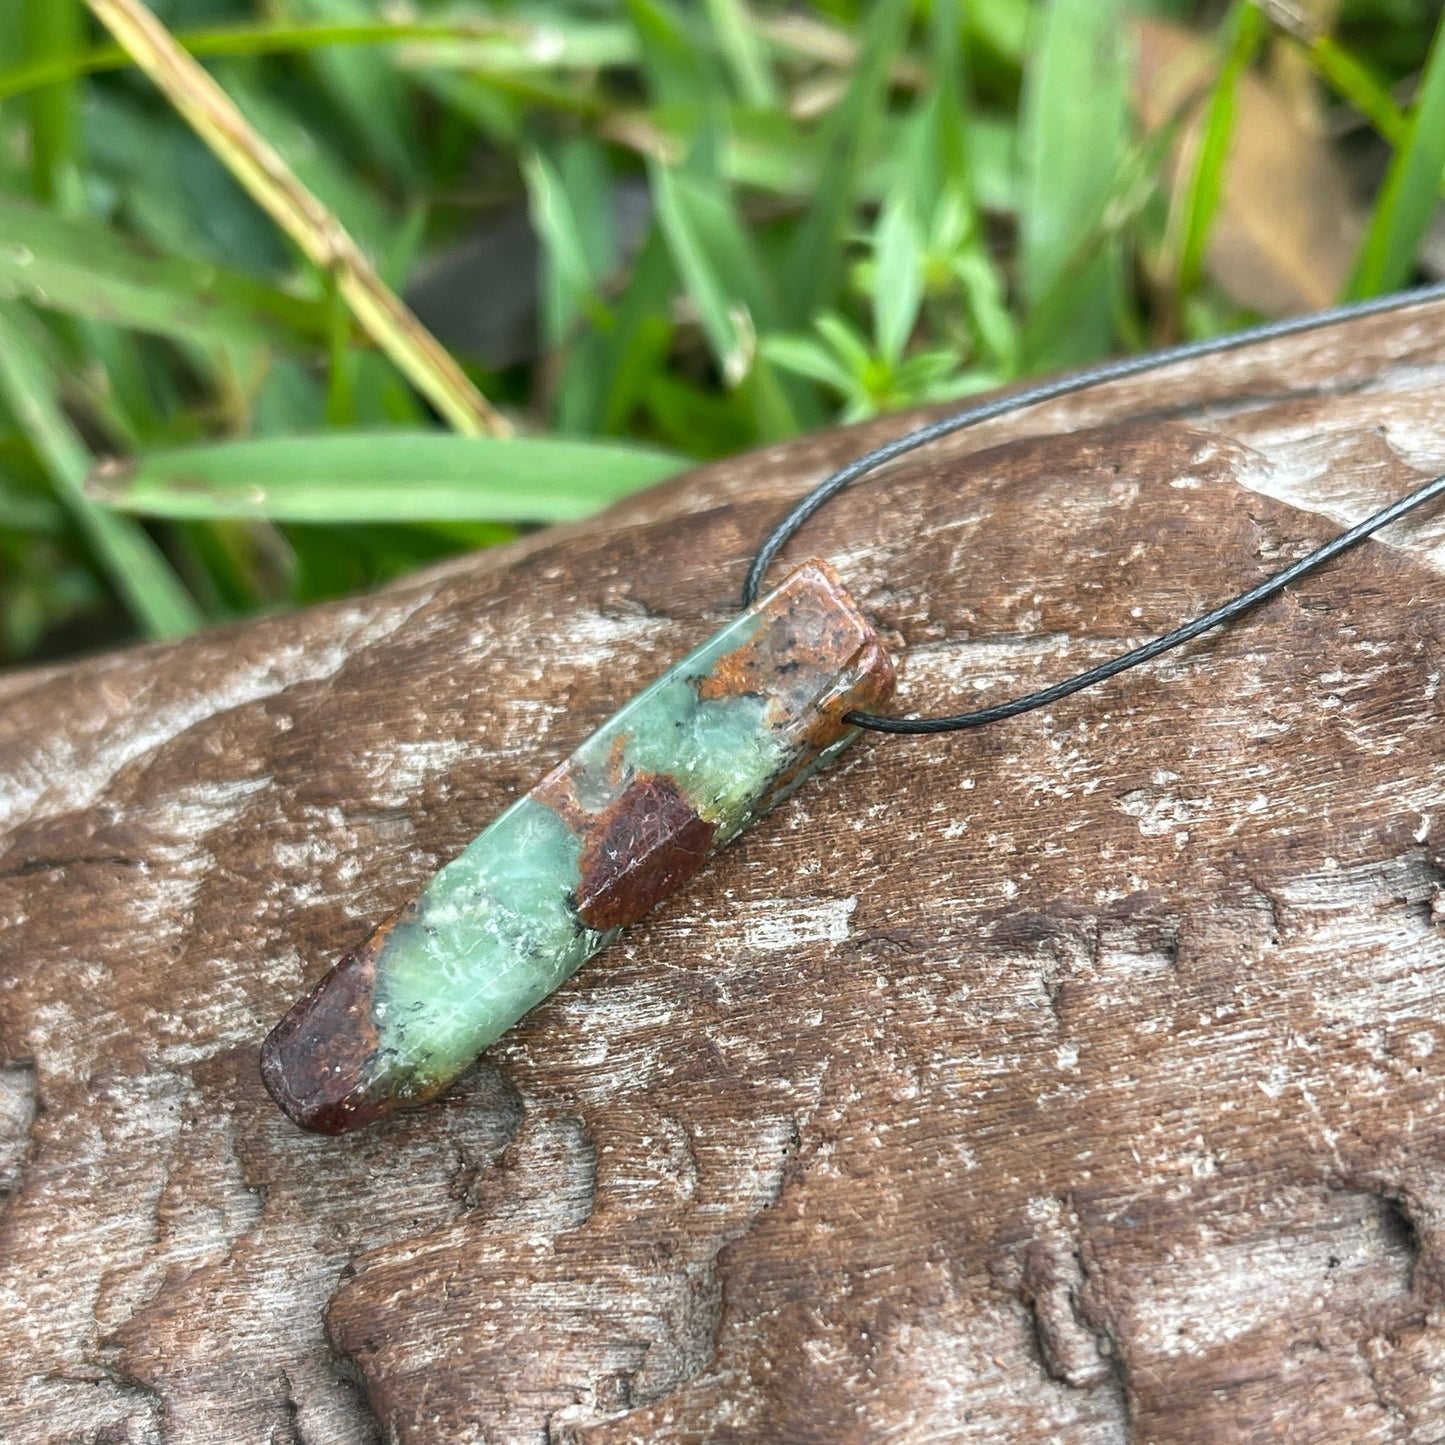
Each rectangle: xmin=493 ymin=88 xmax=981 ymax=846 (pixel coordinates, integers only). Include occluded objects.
xmin=0 ymin=0 xmax=1440 ymax=664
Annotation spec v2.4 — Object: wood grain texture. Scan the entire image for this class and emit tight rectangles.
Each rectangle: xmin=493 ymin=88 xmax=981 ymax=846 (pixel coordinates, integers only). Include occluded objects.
xmin=4 ymin=298 xmax=1445 ymax=1443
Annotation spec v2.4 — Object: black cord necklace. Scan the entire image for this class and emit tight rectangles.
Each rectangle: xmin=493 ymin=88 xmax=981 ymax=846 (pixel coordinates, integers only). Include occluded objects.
xmin=744 ymin=280 xmax=1445 ymax=734
xmin=262 ymin=283 xmax=1445 ymax=1134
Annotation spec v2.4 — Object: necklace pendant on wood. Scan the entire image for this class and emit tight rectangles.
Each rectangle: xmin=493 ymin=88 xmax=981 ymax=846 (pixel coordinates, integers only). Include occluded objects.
xmin=261 ymin=560 xmax=895 ymax=1133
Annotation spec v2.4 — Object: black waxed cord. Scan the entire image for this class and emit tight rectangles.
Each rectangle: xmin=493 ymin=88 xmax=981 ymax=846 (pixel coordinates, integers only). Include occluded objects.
xmin=741 ymin=282 xmax=1445 ymax=736
xmin=847 ymin=473 xmax=1445 ymax=733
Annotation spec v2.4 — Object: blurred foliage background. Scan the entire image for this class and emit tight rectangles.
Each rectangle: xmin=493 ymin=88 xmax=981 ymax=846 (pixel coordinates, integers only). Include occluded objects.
xmin=0 ymin=0 xmax=1442 ymax=666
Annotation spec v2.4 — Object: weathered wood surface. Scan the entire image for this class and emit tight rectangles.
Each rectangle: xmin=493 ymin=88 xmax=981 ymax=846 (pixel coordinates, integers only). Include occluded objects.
xmin=4 ymin=299 xmax=1445 ymax=1444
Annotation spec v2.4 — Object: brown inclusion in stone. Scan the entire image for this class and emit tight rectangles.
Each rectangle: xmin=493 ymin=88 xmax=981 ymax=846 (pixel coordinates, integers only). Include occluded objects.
xmin=571 ymin=772 xmax=718 ymax=930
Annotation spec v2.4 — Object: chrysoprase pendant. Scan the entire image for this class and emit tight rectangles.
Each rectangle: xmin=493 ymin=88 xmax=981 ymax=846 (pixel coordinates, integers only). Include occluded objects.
xmin=261 ymin=560 xmax=895 ymax=1132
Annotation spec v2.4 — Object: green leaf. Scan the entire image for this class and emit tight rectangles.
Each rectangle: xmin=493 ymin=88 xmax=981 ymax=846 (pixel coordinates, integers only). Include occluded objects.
xmin=1018 ymin=0 xmax=1129 ymax=367
xmin=967 ymin=116 xmax=1020 ymax=216
xmin=813 ymin=313 xmax=874 ymax=378
xmin=872 ymin=195 xmax=925 ymax=366
xmin=720 ymin=104 xmax=821 ymax=194
xmin=760 ymin=333 xmax=858 ymax=394
xmin=87 ymin=432 xmax=689 ymax=523
xmin=642 ymin=373 xmax=755 ymax=456
xmin=0 ymin=303 xmax=200 ymax=638
xmin=84 ymin=88 xmax=290 ymax=277
xmin=560 ymin=138 xmax=620 ymax=284
xmin=1348 ymin=12 xmax=1445 ymax=296
xmin=0 ymin=198 xmax=329 ymax=347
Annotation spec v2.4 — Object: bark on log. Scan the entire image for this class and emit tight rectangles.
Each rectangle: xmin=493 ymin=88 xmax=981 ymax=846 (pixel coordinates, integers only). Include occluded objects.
xmin=4 ymin=298 xmax=1445 ymax=1444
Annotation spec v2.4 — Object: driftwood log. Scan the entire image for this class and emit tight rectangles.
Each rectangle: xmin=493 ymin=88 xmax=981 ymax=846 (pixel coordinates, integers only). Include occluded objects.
xmin=5 ymin=297 xmax=1445 ymax=1444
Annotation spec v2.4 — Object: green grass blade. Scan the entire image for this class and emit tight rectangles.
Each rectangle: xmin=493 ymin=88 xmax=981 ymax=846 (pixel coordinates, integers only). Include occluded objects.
xmin=588 ymin=224 xmax=679 ymax=435
xmin=0 ymin=304 xmax=200 ymax=637
xmin=1301 ymin=34 xmax=1407 ymax=146
xmin=872 ymin=196 xmax=924 ymax=365
xmin=783 ymin=0 xmax=910 ymax=324
xmin=524 ymin=146 xmax=591 ymax=349
xmin=218 ymin=66 xmax=396 ymax=262
xmin=1348 ymin=13 xmax=1445 ymax=296
xmin=1175 ymin=0 xmax=1267 ymax=297
xmin=87 ymin=432 xmax=689 ymax=523
xmin=919 ymin=0 xmax=972 ymax=210
xmin=718 ymin=104 xmax=820 ymax=194
xmin=626 ymin=0 xmax=718 ymax=114
xmin=647 ymin=143 xmax=812 ymax=434
xmin=0 ymin=19 xmax=638 ymax=102
xmin=23 ymin=0 xmax=82 ymax=203
xmin=1018 ymin=0 xmax=1129 ymax=367
xmin=559 ymin=138 xmax=619 ymax=286
xmin=967 ymin=116 xmax=1020 ymax=216
xmin=0 ymin=466 xmax=65 ymax=532
xmin=650 ymin=160 xmax=763 ymax=385
xmin=1021 ymin=97 xmax=1184 ymax=361
xmin=83 ymin=87 xmax=291 ymax=275
xmin=529 ymin=137 xmax=622 ymax=433
xmin=285 ymin=0 xmax=422 ymax=184
xmin=760 ymin=333 xmax=858 ymax=393
xmin=323 ymin=272 xmax=356 ymax=427
xmin=703 ymin=0 xmax=778 ymax=106
xmin=967 ymin=0 xmax=1030 ymax=67
xmin=0 ymin=198 xmax=330 ymax=347
xmin=628 ymin=0 xmax=810 ymax=430
xmin=398 ymin=20 xmax=639 ymax=76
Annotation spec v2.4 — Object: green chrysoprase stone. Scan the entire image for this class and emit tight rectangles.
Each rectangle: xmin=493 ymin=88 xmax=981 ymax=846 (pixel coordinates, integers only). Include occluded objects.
xmin=371 ymin=797 xmax=599 ymax=1100
xmin=261 ymin=559 xmax=895 ymax=1132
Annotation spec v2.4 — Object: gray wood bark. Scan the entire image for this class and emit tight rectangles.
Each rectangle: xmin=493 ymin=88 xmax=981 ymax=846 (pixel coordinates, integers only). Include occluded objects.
xmin=4 ymin=295 xmax=1445 ymax=1442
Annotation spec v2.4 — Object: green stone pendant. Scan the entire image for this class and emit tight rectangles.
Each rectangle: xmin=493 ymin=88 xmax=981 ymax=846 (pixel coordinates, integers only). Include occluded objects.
xmin=261 ymin=560 xmax=895 ymax=1132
